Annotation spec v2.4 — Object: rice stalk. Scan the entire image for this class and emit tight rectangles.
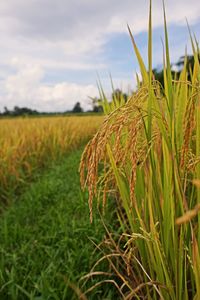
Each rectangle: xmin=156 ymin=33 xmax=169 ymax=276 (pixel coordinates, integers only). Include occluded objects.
xmin=80 ymin=1 xmax=200 ymax=299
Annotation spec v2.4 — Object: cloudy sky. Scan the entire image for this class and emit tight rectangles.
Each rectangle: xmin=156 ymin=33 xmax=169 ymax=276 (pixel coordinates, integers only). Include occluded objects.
xmin=0 ymin=0 xmax=200 ymax=112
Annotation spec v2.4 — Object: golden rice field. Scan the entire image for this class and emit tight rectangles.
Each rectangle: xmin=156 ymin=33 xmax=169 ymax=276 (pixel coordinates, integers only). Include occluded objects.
xmin=1 ymin=2 xmax=200 ymax=298
xmin=0 ymin=115 xmax=103 ymax=205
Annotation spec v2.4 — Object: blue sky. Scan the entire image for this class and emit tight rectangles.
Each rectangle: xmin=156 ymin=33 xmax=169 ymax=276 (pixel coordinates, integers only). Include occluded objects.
xmin=0 ymin=0 xmax=199 ymax=112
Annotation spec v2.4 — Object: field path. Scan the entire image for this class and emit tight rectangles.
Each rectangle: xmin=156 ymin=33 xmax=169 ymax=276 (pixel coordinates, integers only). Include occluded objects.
xmin=0 ymin=148 xmax=111 ymax=299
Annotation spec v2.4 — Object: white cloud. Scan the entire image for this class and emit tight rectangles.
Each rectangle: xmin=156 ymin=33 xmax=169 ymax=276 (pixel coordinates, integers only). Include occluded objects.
xmin=37 ymin=83 xmax=98 ymax=111
xmin=0 ymin=0 xmax=199 ymax=111
xmin=0 ymin=0 xmax=199 ymax=60
xmin=0 ymin=63 xmax=98 ymax=112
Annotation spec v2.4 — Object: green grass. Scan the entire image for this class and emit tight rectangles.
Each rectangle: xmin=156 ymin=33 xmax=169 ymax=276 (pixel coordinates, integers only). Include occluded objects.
xmin=0 ymin=148 xmax=115 ymax=299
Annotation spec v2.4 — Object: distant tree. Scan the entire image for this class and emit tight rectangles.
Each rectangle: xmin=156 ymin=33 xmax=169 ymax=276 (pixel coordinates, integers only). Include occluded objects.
xmin=152 ymin=68 xmax=164 ymax=87
xmin=72 ymin=102 xmax=83 ymax=113
xmin=0 ymin=106 xmax=39 ymax=117
xmin=12 ymin=106 xmax=39 ymax=116
xmin=93 ymin=104 xmax=103 ymax=113
xmin=3 ymin=106 xmax=10 ymax=116
xmin=153 ymin=53 xmax=200 ymax=88
xmin=112 ymin=89 xmax=128 ymax=103
xmin=175 ymin=54 xmax=200 ymax=81
xmin=89 ymin=97 xmax=103 ymax=113
xmin=88 ymin=89 xmax=129 ymax=113
xmin=13 ymin=106 xmax=21 ymax=116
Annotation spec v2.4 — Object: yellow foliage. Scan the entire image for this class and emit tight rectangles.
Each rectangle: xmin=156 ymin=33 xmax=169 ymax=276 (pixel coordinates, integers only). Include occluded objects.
xmin=0 ymin=116 xmax=102 ymax=203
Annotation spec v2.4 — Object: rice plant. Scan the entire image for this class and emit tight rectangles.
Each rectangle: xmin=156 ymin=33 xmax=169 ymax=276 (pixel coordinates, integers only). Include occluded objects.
xmin=0 ymin=116 xmax=103 ymax=205
xmin=80 ymin=1 xmax=200 ymax=299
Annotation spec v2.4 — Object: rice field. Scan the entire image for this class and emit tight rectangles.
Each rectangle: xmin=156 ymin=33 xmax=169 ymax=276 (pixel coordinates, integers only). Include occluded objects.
xmin=1 ymin=1 xmax=200 ymax=299
xmin=0 ymin=115 xmax=103 ymax=206
xmin=0 ymin=114 xmax=117 ymax=299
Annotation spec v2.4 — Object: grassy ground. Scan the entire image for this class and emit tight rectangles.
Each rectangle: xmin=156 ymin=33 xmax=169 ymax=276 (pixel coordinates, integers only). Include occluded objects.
xmin=0 ymin=148 xmax=115 ymax=300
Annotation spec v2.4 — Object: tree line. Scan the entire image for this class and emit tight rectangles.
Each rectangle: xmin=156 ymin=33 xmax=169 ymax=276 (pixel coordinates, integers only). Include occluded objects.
xmin=1 ymin=53 xmax=199 ymax=117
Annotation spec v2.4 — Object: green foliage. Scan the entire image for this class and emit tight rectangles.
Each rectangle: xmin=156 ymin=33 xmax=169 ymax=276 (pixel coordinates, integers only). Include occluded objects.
xmin=72 ymin=102 xmax=83 ymax=113
xmin=153 ymin=53 xmax=200 ymax=88
xmin=1 ymin=106 xmax=40 ymax=117
xmin=80 ymin=1 xmax=200 ymax=299
xmin=0 ymin=149 xmax=116 ymax=299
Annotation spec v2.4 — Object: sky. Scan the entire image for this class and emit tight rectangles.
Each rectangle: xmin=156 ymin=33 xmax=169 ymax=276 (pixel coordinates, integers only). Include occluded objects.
xmin=0 ymin=0 xmax=200 ymax=112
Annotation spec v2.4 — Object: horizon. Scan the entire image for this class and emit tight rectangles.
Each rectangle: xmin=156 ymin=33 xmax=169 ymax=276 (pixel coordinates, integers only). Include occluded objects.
xmin=0 ymin=0 xmax=200 ymax=112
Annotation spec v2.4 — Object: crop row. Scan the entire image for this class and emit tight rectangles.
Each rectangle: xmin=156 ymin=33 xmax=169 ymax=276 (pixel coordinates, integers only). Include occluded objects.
xmin=0 ymin=116 xmax=103 ymax=205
